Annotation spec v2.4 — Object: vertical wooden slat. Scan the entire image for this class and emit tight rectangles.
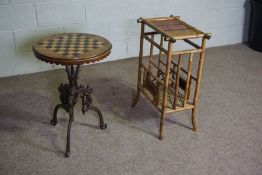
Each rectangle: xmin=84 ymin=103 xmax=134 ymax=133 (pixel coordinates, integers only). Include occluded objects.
xmin=132 ymin=22 xmax=145 ymax=107
xmin=159 ymin=41 xmax=173 ymax=140
xmin=144 ymin=35 xmax=155 ymax=81
xmin=183 ymin=53 xmax=193 ymax=107
xmin=173 ymin=54 xmax=182 ymax=109
xmin=157 ymin=35 xmax=164 ymax=68
xmin=171 ymin=58 xmax=176 ymax=80
xmin=149 ymin=35 xmax=155 ymax=70
xmin=156 ymin=35 xmax=164 ymax=106
xmin=191 ymin=37 xmax=207 ymax=131
xmin=187 ymin=77 xmax=192 ymax=100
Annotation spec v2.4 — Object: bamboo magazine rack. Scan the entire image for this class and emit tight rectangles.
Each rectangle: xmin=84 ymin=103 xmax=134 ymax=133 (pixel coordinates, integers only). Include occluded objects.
xmin=132 ymin=16 xmax=211 ymax=140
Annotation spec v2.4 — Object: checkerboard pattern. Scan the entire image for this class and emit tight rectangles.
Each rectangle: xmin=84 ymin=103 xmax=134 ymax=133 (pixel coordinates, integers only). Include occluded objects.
xmin=38 ymin=33 xmax=105 ymax=57
xmin=149 ymin=18 xmax=201 ymax=39
xmin=151 ymin=19 xmax=187 ymax=31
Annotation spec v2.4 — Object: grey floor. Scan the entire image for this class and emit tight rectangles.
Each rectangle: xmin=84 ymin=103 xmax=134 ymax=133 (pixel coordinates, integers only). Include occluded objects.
xmin=0 ymin=44 xmax=262 ymax=175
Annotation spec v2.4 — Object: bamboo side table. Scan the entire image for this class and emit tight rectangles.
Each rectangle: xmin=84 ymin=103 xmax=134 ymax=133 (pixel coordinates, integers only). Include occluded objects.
xmin=33 ymin=33 xmax=112 ymax=157
xmin=132 ymin=16 xmax=211 ymax=140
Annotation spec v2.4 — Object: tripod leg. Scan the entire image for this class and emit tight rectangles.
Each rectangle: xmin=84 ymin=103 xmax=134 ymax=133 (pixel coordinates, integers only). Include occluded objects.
xmin=87 ymin=106 xmax=107 ymax=130
xmin=191 ymin=108 xmax=197 ymax=132
xmin=159 ymin=110 xmax=165 ymax=140
xmin=65 ymin=108 xmax=74 ymax=158
xmin=51 ymin=104 xmax=64 ymax=126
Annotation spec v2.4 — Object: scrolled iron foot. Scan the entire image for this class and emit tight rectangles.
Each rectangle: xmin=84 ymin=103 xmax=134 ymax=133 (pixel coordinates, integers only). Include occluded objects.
xmin=50 ymin=120 xmax=57 ymax=126
xmin=65 ymin=151 xmax=70 ymax=158
xmin=86 ymin=106 xmax=107 ymax=130
xmin=100 ymin=123 xmax=107 ymax=130
xmin=51 ymin=104 xmax=64 ymax=126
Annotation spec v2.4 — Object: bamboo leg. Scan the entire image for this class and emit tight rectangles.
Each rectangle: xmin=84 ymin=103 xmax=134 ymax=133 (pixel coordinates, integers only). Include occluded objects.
xmin=192 ymin=38 xmax=207 ymax=131
xmin=183 ymin=53 xmax=193 ymax=107
xmin=159 ymin=110 xmax=165 ymax=140
xmin=132 ymin=23 xmax=145 ymax=107
xmin=159 ymin=41 xmax=173 ymax=140
xmin=173 ymin=55 xmax=181 ymax=109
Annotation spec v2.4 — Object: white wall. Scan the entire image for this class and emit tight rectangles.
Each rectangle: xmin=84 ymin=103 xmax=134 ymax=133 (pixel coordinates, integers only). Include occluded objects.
xmin=0 ymin=0 xmax=250 ymax=77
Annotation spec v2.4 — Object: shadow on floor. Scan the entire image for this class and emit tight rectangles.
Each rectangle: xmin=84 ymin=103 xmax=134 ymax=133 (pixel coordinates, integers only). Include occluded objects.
xmin=88 ymin=77 xmax=193 ymax=138
xmin=0 ymin=92 xmax=65 ymax=156
xmin=0 ymin=76 xmax=194 ymax=154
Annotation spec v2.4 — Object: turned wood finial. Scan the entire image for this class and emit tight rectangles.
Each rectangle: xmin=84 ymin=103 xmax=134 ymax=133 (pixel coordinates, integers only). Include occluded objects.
xmin=137 ymin=17 xmax=143 ymax=23
xmin=164 ymin=37 xmax=176 ymax=43
xmin=170 ymin=14 xmax=180 ymax=19
xmin=205 ymin=33 xmax=212 ymax=40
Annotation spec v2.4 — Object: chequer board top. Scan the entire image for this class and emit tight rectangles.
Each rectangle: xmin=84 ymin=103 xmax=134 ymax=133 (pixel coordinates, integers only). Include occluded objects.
xmin=32 ymin=33 xmax=112 ymax=65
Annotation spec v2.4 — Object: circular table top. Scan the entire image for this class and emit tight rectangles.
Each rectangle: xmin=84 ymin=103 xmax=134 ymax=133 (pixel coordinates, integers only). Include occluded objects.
xmin=32 ymin=33 xmax=112 ymax=65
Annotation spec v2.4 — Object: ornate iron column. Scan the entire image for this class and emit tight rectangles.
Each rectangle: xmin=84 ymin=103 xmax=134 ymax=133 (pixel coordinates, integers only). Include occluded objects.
xmin=51 ymin=65 xmax=107 ymax=157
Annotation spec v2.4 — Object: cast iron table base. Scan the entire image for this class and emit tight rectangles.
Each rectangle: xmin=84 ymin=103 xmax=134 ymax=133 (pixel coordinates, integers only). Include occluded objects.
xmin=50 ymin=65 xmax=107 ymax=157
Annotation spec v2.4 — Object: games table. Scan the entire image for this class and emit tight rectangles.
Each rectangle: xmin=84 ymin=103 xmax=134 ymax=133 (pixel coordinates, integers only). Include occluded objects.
xmin=33 ymin=33 xmax=112 ymax=157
